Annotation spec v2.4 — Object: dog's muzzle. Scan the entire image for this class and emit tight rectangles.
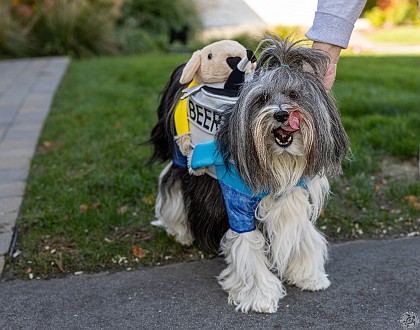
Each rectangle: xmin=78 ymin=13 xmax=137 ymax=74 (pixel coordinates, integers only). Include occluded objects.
xmin=272 ymin=110 xmax=301 ymax=148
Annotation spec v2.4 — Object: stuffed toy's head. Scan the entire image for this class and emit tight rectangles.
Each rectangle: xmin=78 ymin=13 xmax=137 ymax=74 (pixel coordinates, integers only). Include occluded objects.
xmin=180 ymin=40 xmax=254 ymax=85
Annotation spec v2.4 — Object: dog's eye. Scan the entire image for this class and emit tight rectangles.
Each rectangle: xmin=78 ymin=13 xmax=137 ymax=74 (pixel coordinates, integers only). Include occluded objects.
xmin=208 ymin=53 xmax=213 ymax=60
xmin=288 ymin=90 xmax=299 ymax=100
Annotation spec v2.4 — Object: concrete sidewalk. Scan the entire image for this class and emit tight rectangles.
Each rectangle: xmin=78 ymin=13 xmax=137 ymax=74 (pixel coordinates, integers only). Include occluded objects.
xmin=0 ymin=237 xmax=419 ymax=329
xmin=0 ymin=57 xmax=70 ymax=273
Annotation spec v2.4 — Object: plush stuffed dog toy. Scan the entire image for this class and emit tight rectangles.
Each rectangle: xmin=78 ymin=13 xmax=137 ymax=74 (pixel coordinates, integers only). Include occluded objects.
xmin=173 ymin=40 xmax=256 ymax=159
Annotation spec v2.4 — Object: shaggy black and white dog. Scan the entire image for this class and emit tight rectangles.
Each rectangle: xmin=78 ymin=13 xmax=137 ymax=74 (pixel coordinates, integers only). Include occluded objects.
xmin=147 ymin=36 xmax=349 ymax=313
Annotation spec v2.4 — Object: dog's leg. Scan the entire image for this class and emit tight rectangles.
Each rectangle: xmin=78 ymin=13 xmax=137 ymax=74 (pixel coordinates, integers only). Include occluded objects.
xmin=260 ymin=176 xmax=330 ymax=291
xmin=218 ymin=229 xmax=286 ymax=313
xmin=284 ymin=176 xmax=331 ymax=291
xmin=152 ymin=162 xmax=193 ymax=245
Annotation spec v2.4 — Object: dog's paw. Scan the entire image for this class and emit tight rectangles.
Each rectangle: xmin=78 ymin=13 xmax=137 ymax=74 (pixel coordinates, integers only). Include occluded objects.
xmin=151 ymin=219 xmax=164 ymax=228
xmin=151 ymin=219 xmax=193 ymax=246
xmin=292 ymin=274 xmax=331 ymax=291
xmin=175 ymin=234 xmax=194 ymax=246
xmin=165 ymin=225 xmax=194 ymax=246
xmin=188 ymin=166 xmax=207 ymax=176
xmin=175 ymin=133 xmax=192 ymax=156
xmin=220 ymin=273 xmax=286 ymax=314
xmin=228 ymin=292 xmax=281 ymax=314
xmin=187 ymin=152 xmax=207 ymax=176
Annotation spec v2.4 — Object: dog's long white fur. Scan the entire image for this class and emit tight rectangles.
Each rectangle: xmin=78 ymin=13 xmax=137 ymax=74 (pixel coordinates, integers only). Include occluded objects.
xmin=152 ymin=162 xmax=193 ymax=245
xmin=215 ymin=176 xmax=330 ymax=313
xmin=155 ymin=153 xmax=332 ymax=313
xmin=257 ymin=175 xmax=331 ymax=291
xmin=218 ymin=229 xmax=286 ymax=313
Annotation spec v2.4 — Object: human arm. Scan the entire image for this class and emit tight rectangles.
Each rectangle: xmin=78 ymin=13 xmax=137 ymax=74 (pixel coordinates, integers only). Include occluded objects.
xmin=311 ymin=42 xmax=341 ymax=92
xmin=306 ymin=0 xmax=368 ymax=90
xmin=306 ymin=0 xmax=368 ymax=49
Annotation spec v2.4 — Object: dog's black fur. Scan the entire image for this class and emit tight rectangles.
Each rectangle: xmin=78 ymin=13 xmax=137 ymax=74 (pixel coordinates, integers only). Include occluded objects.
xmin=146 ymin=63 xmax=229 ymax=254
xmin=147 ymin=63 xmax=187 ymax=165
xmin=182 ymin=173 xmax=229 ymax=253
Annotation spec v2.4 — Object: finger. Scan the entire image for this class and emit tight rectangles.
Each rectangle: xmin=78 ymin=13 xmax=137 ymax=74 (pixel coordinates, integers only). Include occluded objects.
xmin=323 ymin=64 xmax=337 ymax=92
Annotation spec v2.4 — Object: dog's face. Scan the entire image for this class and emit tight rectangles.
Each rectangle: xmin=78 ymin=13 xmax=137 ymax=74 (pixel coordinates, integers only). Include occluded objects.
xmin=217 ymin=37 xmax=349 ymax=195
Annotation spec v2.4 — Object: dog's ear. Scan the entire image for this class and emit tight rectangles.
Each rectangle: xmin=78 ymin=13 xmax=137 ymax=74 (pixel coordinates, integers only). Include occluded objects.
xmin=180 ymin=50 xmax=201 ymax=84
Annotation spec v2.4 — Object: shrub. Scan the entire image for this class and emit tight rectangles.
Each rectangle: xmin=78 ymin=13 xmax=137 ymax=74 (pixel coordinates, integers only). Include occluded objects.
xmin=362 ymin=0 xmax=379 ymax=15
xmin=271 ymin=26 xmax=306 ymax=40
xmin=1 ymin=0 xmax=119 ymax=58
xmin=386 ymin=1 xmax=419 ymax=26
xmin=30 ymin=0 xmax=119 ymax=57
xmin=232 ymin=33 xmax=261 ymax=52
xmin=2 ymin=0 xmax=204 ymax=57
xmin=115 ymin=27 xmax=167 ymax=54
xmin=0 ymin=2 xmax=30 ymax=57
xmin=365 ymin=6 xmax=387 ymax=27
xmin=365 ymin=0 xmax=419 ymax=27
xmin=189 ymin=28 xmax=305 ymax=56
xmin=118 ymin=0 xmax=202 ymax=44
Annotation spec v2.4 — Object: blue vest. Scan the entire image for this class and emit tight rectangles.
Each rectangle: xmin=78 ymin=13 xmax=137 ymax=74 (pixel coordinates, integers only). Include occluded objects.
xmin=190 ymin=141 xmax=306 ymax=233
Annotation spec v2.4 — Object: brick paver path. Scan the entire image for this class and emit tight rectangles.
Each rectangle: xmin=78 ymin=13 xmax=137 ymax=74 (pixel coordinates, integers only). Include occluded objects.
xmin=0 ymin=57 xmax=69 ymax=273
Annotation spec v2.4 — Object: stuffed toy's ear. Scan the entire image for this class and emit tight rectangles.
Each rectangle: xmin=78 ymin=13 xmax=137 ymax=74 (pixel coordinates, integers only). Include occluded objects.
xmin=180 ymin=50 xmax=201 ymax=84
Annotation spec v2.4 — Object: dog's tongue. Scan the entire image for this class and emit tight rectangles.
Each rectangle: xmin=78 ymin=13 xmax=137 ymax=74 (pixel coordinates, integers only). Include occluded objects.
xmin=284 ymin=111 xmax=301 ymax=131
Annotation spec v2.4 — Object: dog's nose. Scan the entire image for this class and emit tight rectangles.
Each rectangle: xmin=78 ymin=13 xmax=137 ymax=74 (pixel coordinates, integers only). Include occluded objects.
xmin=226 ymin=57 xmax=241 ymax=69
xmin=273 ymin=110 xmax=289 ymax=123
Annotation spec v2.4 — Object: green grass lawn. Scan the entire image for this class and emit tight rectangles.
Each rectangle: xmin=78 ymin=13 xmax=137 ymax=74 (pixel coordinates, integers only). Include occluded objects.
xmin=365 ymin=26 xmax=420 ymax=44
xmin=3 ymin=53 xmax=420 ymax=280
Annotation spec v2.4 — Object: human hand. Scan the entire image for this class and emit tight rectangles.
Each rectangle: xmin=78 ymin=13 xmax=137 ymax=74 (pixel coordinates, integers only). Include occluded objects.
xmin=311 ymin=42 xmax=341 ymax=92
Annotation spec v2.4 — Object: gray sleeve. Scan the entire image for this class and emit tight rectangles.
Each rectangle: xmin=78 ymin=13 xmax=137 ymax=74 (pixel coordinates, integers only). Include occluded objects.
xmin=306 ymin=0 xmax=368 ymax=48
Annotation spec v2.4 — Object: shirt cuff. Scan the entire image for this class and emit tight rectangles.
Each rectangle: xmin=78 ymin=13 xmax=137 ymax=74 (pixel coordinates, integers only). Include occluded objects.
xmin=306 ymin=11 xmax=355 ymax=49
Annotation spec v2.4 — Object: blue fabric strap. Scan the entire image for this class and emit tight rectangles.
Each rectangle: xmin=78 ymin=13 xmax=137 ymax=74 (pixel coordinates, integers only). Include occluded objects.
xmin=296 ymin=179 xmax=306 ymax=188
xmin=172 ymin=143 xmax=188 ymax=168
xmin=192 ymin=141 xmax=269 ymax=198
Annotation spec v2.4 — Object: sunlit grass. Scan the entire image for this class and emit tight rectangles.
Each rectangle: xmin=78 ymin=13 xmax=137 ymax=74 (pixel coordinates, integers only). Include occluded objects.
xmin=365 ymin=26 xmax=420 ymax=44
